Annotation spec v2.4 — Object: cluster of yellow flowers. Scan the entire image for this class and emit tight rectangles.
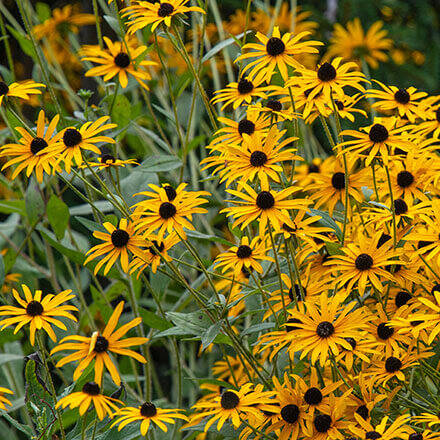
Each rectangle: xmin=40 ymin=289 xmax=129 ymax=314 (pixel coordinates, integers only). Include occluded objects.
xmin=0 ymin=0 xmax=440 ymax=439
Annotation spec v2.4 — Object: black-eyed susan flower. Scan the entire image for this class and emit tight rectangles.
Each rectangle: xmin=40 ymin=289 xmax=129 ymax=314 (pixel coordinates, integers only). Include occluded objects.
xmin=0 ymin=80 xmax=45 ymax=107
xmin=84 ymin=218 xmax=146 ymax=275
xmin=350 ymin=413 xmax=412 ymax=440
xmin=236 ymin=26 xmax=322 ymax=83
xmin=0 ymin=110 xmax=62 ymax=183
xmin=305 ymin=395 xmax=352 ymax=440
xmin=221 ymin=182 xmax=311 ymax=236
xmin=211 ymin=126 xmax=301 ymax=188
xmin=0 ymin=284 xmax=77 ymax=345
xmin=190 ymin=383 xmax=275 ymax=431
xmin=214 ymin=236 xmax=273 ymax=277
xmin=81 ymin=37 xmax=157 ymax=89
xmin=329 ymin=93 xmax=368 ymax=121
xmin=291 ymin=57 xmax=368 ymax=101
xmin=306 ymin=156 xmax=367 ymax=216
xmin=338 ymin=118 xmax=413 ymax=166
xmin=413 ymin=413 xmax=440 ymax=428
xmin=325 ymin=232 xmax=402 ymax=294
xmin=407 ymin=291 xmax=440 ymax=345
xmin=122 ymin=0 xmax=205 ymax=33
xmin=131 ymin=185 xmax=209 ymax=240
xmin=326 ymin=18 xmax=392 ymax=69
xmin=51 ymin=301 xmax=147 ymax=385
xmin=285 ymin=293 xmax=369 ymax=365
xmin=50 ymin=117 xmax=117 ymax=173
xmin=211 ymin=76 xmax=268 ymax=110
xmin=265 ymin=374 xmax=308 ymax=440
xmin=56 ymin=382 xmax=121 ymax=420
xmin=111 ymin=402 xmax=188 ymax=435
xmin=82 ymin=152 xmax=138 ymax=170
xmin=367 ymin=80 xmax=428 ymax=122
xmin=0 ymin=387 xmax=13 ymax=410
xmin=129 ymin=232 xmax=180 ymax=275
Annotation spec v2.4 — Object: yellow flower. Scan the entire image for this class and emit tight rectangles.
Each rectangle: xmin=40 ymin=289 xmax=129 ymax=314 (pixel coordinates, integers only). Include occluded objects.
xmin=0 ymin=110 xmax=62 ymax=183
xmin=51 ymin=301 xmax=147 ymax=386
xmin=56 ymin=382 xmax=121 ymax=420
xmin=0 ymin=80 xmax=45 ymax=107
xmin=111 ymin=402 xmax=188 ymax=435
xmin=0 ymin=387 xmax=13 ymax=410
xmin=326 ymin=19 xmax=392 ymax=68
xmin=123 ymin=0 xmax=205 ymax=33
xmin=0 ymin=284 xmax=77 ymax=345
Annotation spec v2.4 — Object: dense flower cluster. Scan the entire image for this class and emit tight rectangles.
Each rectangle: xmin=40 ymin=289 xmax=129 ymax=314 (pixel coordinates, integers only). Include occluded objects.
xmin=0 ymin=1 xmax=440 ymax=439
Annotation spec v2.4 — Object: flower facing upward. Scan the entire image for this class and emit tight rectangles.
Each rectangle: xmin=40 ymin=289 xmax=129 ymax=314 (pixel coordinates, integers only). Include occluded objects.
xmin=350 ymin=414 xmax=412 ymax=440
xmin=366 ymin=80 xmax=428 ymax=122
xmin=286 ymin=293 xmax=369 ymax=365
xmin=221 ymin=182 xmax=311 ymax=236
xmin=51 ymin=116 xmax=117 ymax=173
xmin=291 ymin=57 xmax=368 ymax=101
xmin=0 ymin=110 xmax=62 ymax=183
xmin=326 ymin=19 xmax=392 ymax=69
xmin=338 ymin=118 xmax=413 ymax=165
xmin=51 ymin=301 xmax=147 ymax=386
xmin=325 ymin=232 xmax=402 ymax=294
xmin=132 ymin=184 xmax=210 ymax=240
xmin=84 ymin=218 xmax=146 ymax=275
xmin=0 ymin=388 xmax=13 ymax=410
xmin=122 ymin=0 xmax=205 ymax=33
xmin=81 ymin=37 xmax=157 ymax=89
xmin=111 ymin=402 xmax=188 ymax=435
xmin=214 ymin=236 xmax=274 ymax=276
xmin=56 ymin=382 xmax=121 ymax=420
xmin=236 ymin=26 xmax=322 ymax=83
xmin=211 ymin=76 xmax=268 ymax=110
xmin=0 ymin=80 xmax=45 ymax=107
xmin=0 ymin=284 xmax=77 ymax=345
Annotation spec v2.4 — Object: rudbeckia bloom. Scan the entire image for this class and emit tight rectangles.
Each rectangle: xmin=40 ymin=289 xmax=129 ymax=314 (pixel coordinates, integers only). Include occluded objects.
xmin=111 ymin=402 xmax=188 ymax=435
xmin=190 ymin=383 xmax=275 ymax=431
xmin=131 ymin=185 xmax=210 ymax=240
xmin=325 ymin=232 xmax=402 ymax=294
xmin=0 ymin=79 xmax=45 ymax=107
xmin=81 ymin=37 xmax=157 ymax=89
xmin=0 ymin=110 xmax=62 ymax=183
xmin=84 ymin=218 xmax=146 ymax=275
xmin=291 ymin=57 xmax=368 ymax=101
xmin=122 ymin=0 xmax=205 ymax=33
xmin=211 ymin=76 xmax=268 ymax=110
xmin=350 ymin=414 xmax=412 ymax=440
xmin=51 ymin=116 xmax=117 ymax=173
xmin=0 ymin=387 xmax=13 ymax=410
xmin=413 ymin=413 xmax=440 ymax=428
xmin=51 ymin=301 xmax=147 ymax=386
xmin=221 ymin=182 xmax=311 ymax=236
xmin=325 ymin=18 xmax=392 ymax=69
xmin=214 ymin=236 xmax=274 ymax=276
xmin=285 ymin=293 xmax=369 ymax=365
xmin=56 ymin=382 xmax=121 ymax=420
xmin=337 ymin=118 xmax=413 ymax=166
xmin=0 ymin=284 xmax=77 ymax=345
xmin=236 ymin=26 xmax=322 ymax=83
xmin=82 ymin=152 xmax=138 ymax=170
xmin=129 ymin=232 xmax=180 ymax=275
xmin=366 ymin=80 xmax=428 ymax=122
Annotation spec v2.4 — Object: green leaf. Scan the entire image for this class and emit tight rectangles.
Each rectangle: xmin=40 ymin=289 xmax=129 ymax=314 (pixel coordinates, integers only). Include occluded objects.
xmin=201 ymin=321 xmax=222 ymax=349
xmin=25 ymin=359 xmax=56 ymax=414
xmin=0 ymin=254 xmax=4 ymax=288
xmin=0 ymin=200 xmax=26 ymax=216
xmin=0 ymin=353 xmax=22 ymax=365
xmin=242 ymin=322 xmax=275 ymax=335
xmin=109 ymin=94 xmax=132 ymax=128
xmin=308 ymin=208 xmax=342 ymax=241
xmin=35 ymin=2 xmax=51 ymax=21
xmin=75 ymin=216 xmax=106 ymax=233
xmin=25 ymin=179 xmax=45 ymax=225
xmin=47 ymin=194 xmax=69 ymax=240
xmin=325 ymin=241 xmax=343 ymax=256
xmin=186 ymin=230 xmax=233 ymax=247
xmin=6 ymin=26 xmax=36 ymax=60
xmin=138 ymin=155 xmax=182 ymax=173
xmin=139 ymin=308 xmax=172 ymax=331
xmin=201 ymin=31 xmax=252 ymax=63
xmin=0 ymin=411 xmax=33 ymax=437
